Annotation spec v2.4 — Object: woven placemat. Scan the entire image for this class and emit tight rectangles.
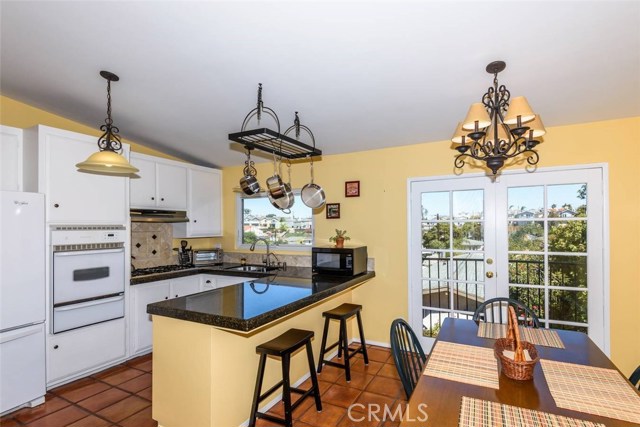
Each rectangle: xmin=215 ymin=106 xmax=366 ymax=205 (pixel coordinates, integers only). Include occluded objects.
xmin=541 ymin=359 xmax=640 ymax=424
xmin=459 ymin=396 xmax=605 ymax=427
xmin=423 ymin=341 xmax=499 ymax=389
xmin=478 ymin=323 xmax=565 ymax=348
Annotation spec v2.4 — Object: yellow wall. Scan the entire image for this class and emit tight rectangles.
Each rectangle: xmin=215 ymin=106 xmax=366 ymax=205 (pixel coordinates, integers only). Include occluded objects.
xmin=220 ymin=117 xmax=640 ymax=377
xmin=2 ymin=95 xmax=638 ymax=376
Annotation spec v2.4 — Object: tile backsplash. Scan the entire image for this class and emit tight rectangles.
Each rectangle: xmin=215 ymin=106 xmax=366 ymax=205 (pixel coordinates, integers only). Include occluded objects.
xmin=131 ymin=222 xmax=174 ymax=268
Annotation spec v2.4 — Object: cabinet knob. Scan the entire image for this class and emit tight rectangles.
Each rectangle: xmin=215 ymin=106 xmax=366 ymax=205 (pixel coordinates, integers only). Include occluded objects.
xmin=175 ymin=294 xmax=178 ymax=298
xmin=206 ymin=280 xmax=211 ymax=284
xmin=54 ymin=203 xmax=60 ymax=208
xmin=53 ymin=345 xmax=59 ymax=349
xmin=151 ymin=197 xmax=155 ymax=201
xmin=193 ymin=219 xmax=197 ymax=223
xmin=164 ymin=296 xmax=168 ymax=300
xmin=161 ymin=198 xmax=165 ymax=201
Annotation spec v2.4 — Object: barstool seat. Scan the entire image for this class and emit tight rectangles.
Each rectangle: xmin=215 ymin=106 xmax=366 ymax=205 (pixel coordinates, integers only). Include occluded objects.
xmin=249 ymin=328 xmax=322 ymax=427
xmin=317 ymin=303 xmax=369 ymax=382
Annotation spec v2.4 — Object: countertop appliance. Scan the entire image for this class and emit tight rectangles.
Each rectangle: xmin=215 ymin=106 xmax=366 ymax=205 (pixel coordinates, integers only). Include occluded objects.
xmin=1 ymin=191 xmax=46 ymax=413
xmin=193 ymin=248 xmax=223 ymax=266
xmin=311 ymin=246 xmax=367 ymax=276
xmin=50 ymin=226 xmax=126 ymax=334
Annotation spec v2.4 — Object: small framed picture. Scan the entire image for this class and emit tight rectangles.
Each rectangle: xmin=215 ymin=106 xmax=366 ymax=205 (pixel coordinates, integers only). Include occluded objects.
xmin=345 ymin=180 xmax=360 ymax=197
xmin=326 ymin=203 xmax=341 ymax=219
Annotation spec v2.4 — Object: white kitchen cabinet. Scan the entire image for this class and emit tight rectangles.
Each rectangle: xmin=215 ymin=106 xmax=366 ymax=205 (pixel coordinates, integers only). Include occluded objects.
xmin=129 ymin=153 xmax=187 ymax=210
xmin=47 ymin=318 xmax=126 ymax=387
xmin=174 ymin=166 xmax=223 ymax=237
xmin=24 ymin=125 xmax=129 ymax=224
xmin=1 ymin=125 xmax=38 ymax=192
xmin=130 ymin=276 xmax=201 ymax=356
xmin=215 ymin=275 xmax=254 ymax=288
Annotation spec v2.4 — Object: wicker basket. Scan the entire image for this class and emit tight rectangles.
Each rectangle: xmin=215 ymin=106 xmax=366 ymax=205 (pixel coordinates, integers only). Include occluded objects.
xmin=493 ymin=306 xmax=540 ymax=381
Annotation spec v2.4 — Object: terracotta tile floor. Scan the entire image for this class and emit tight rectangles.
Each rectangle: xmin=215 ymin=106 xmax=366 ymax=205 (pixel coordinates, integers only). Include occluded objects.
xmin=1 ymin=345 xmax=406 ymax=427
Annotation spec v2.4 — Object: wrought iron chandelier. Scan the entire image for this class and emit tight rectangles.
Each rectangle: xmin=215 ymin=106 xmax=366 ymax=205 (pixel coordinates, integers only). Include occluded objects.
xmin=76 ymin=71 xmax=139 ymax=175
xmin=451 ymin=61 xmax=546 ymax=175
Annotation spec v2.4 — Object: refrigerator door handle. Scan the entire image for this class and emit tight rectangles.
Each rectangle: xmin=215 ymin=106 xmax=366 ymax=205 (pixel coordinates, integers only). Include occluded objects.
xmin=0 ymin=324 xmax=43 ymax=344
xmin=53 ymin=295 xmax=124 ymax=311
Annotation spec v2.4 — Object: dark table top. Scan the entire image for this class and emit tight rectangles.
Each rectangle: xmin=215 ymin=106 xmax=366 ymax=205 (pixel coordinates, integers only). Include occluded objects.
xmin=145 ymin=267 xmax=375 ymax=332
xmin=401 ymin=318 xmax=640 ymax=427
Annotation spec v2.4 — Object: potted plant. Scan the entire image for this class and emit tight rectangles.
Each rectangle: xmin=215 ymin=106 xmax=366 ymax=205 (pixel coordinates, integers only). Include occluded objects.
xmin=329 ymin=229 xmax=350 ymax=248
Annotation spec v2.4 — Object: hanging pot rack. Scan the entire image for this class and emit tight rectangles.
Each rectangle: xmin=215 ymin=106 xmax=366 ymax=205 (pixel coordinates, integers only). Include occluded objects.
xmin=228 ymin=84 xmax=322 ymax=159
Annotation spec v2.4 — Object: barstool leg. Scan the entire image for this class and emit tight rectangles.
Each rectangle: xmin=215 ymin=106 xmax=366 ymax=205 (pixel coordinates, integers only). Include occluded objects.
xmin=317 ymin=316 xmax=330 ymax=373
xmin=281 ymin=354 xmax=293 ymax=427
xmin=337 ymin=322 xmax=344 ymax=359
xmin=305 ymin=341 xmax=323 ymax=412
xmin=340 ymin=319 xmax=351 ymax=382
xmin=249 ymin=354 xmax=267 ymax=427
xmin=356 ymin=311 xmax=369 ymax=365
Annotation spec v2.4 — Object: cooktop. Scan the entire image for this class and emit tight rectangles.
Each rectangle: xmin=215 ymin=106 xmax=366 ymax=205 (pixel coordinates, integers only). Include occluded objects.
xmin=131 ymin=264 xmax=195 ymax=277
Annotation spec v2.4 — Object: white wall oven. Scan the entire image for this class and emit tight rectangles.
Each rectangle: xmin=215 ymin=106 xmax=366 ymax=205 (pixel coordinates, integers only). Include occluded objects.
xmin=51 ymin=226 xmax=126 ymax=334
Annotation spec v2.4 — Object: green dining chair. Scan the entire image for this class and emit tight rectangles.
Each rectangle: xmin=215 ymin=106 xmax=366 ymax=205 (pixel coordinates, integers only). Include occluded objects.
xmin=390 ymin=318 xmax=427 ymax=400
xmin=473 ymin=297 xmax=540 ymax=328
xmin=630 ymin=365 xmax=640 ymax=390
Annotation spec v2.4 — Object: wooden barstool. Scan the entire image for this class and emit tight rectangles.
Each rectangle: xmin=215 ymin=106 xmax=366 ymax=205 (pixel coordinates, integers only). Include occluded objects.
xmin=249 ymin=328 xmax=322 ymax=427
xmin=316 ymin=303 xmax=369 ymax=382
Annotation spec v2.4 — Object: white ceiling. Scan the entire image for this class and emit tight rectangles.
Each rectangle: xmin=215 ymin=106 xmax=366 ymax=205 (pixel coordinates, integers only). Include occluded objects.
xmin=2 ymin=1 xmax=639 ymax=168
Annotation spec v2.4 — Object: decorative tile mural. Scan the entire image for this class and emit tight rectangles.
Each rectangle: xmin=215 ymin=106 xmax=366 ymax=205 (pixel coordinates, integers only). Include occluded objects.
xmin=131 ymin=222 xmax=175 ymax=268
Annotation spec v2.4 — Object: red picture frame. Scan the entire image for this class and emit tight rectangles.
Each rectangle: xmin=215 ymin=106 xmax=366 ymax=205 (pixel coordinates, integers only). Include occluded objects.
xmin=345 ymin=181 xmax=360 ymax=197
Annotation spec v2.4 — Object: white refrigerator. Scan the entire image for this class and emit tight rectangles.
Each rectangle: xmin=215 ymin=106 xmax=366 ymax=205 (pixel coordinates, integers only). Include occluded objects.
xmin=0 ymin=191 xmax=46 ymax=414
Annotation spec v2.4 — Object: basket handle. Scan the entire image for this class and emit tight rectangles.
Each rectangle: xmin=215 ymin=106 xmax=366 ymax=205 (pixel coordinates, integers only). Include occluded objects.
xmin=508 ymin=306 xmax=525 ymax=362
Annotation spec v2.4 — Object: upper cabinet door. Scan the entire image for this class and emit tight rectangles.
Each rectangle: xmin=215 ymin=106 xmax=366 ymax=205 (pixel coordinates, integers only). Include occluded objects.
xmin=129 ymin=156 xmax=157 ymax=208
xmin=189 ymin=168 xmax=222 ymax=237
xmin=37 ymin=126 xmax=128 ymax=224
xmin=156 ymin=163 xmax=187 ymax=210
xmin=0 ymin=125 xmax=24 ymax=191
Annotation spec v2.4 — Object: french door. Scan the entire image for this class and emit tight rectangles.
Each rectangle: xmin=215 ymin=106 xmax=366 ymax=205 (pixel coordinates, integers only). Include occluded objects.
xmin=408 ymin=166 xmax=607 ymax=353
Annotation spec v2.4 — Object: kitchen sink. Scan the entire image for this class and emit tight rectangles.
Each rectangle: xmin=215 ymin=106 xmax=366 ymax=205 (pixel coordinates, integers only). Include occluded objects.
xmin=224 ymin=264 xmax=280 ymax=273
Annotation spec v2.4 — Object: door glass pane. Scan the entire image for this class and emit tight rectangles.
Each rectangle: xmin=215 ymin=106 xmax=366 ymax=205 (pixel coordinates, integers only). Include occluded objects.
xmin=549 ymin=255 xmax=587 ymax=288
xmin=549 ymin=289 xmax=588 ymax=323
xmin=508 ymin=186 xmax=543 ymax=218
xmin=508 ymin=220 xmax=544 ymax=251
xmin=422 ymin=222 xmax=450 ymax=250
xmin=547 ymin=183 xmax=587 ymax=217
xmin=453 ymin=222 xmax=483 ymax=250
xmin=422 ymin=280 xmax=450 ymax=309
xmin=422 ymin=192 xmax=449 ymax=220
xmin=453 ymin=282 xmax=484 ymax=313
xmin=453 ymin=190 xmax=483 ymax=220
xmin=422 ymin=251 xmax=451 ymax=279
xmin=452 ymin=252 xmax=484 ymax=281
xmin=422 ymin=309 xmax=449 ymax=337
xmin=548 ymin=221 xmax=587 ymax=253
xmin=549 ymin=323 xmax=588 ymax=334
xmin=508 ymin=254 xmax=544 ymax=286
xmin=509 ymin=286 xmax=545 ymax=320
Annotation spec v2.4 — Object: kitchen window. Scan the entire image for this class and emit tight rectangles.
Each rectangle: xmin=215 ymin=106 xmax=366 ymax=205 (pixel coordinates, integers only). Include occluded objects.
xmin=236 ymin=192 xmax=314 ymax=250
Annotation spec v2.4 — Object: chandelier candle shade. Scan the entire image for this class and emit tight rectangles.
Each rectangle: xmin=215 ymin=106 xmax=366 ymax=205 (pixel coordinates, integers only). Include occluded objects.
xmin=76 ymin=71 xmax=139 ymax=175
xmin=452 ymin=61 xmax=546 ymax=175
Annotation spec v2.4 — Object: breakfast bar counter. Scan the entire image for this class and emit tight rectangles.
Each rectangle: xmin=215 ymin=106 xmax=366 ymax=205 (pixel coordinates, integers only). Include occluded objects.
xmin=147 ymin=268 xmax=375 ymax=427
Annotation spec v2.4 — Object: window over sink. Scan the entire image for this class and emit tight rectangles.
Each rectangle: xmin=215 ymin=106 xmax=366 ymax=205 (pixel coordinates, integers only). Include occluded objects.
xmin=236 ymin=192 xmax=314 ymax=250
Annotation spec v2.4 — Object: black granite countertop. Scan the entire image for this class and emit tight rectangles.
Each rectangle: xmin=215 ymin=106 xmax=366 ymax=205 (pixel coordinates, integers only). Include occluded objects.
xmin=130 ymin=263 xmax=275 ymax=285
xmin=146 ymin=269 xmax=375 ymax=332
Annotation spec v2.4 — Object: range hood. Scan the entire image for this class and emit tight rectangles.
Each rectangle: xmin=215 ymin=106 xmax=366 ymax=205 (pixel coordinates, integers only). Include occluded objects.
xmin=130 ymin=209 xmax=189 ymax=223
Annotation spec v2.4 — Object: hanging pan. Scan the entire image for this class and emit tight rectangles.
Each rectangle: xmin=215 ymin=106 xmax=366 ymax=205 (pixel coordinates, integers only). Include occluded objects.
xmin=239 ymin=149 xmax=260 ymax=195
xmin=301 ymin=158 xmax=325 ymax=209
xmin=268 ymin=158 xmax=294 ymax=213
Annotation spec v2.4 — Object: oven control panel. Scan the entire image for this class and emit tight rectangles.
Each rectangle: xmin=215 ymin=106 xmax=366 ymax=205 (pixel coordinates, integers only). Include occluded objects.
xmin=51 ymin=227 xmax=126 ymax=245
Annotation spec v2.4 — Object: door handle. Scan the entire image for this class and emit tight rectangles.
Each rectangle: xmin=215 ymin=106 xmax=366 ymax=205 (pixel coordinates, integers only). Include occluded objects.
xmin=486 ymin=271 xmax=494 ymax=278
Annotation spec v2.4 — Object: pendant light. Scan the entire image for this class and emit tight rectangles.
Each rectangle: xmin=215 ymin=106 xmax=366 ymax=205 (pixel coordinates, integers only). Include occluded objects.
xmin=76 ymin=71 xmax=139 ymax=175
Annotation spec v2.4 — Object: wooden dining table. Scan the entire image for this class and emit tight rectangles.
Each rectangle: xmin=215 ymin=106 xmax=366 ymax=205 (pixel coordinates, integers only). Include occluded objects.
xmin=401 ymin=318 xmax=640 ymax=427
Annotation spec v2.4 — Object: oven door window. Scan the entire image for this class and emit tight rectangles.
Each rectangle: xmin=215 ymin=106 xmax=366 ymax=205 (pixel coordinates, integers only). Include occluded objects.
xmin=53 ymin=248 xmax=125 ymax=305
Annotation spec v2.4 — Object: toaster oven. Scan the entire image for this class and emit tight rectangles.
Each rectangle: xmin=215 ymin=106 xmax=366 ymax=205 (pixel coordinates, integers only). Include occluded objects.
xmin=193 ymin=248 xmax=223 ymax=266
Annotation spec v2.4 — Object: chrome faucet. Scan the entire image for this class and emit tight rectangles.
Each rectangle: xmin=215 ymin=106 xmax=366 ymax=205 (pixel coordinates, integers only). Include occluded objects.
xmin=249 ymin=238 xmax=279 ymax=267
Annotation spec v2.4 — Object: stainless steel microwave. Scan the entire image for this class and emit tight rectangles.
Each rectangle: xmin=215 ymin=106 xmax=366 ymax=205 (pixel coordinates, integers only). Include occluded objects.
xmin=312 ymin=246 xmax=367 ymax=276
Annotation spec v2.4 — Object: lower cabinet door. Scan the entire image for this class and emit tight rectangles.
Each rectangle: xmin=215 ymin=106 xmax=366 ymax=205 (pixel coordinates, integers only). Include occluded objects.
xmin=131 ymin=281 xmax=170 ymax=356
xmin=47 ymin=318 xmax=126 ymax=386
